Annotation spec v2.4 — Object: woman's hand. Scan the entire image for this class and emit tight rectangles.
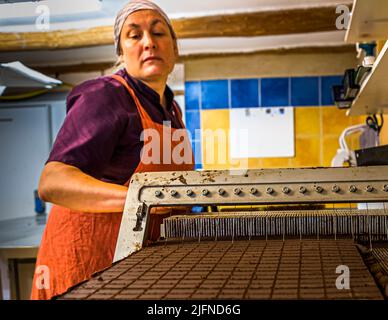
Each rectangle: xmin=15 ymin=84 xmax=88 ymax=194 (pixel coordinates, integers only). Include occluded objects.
xmin=38 ymin=161 xmax=128 ymax=213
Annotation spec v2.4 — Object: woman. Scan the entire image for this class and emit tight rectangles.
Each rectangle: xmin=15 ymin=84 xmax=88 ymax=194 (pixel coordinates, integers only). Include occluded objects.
xmin=31 ymin=0 xmax=194 ymax=300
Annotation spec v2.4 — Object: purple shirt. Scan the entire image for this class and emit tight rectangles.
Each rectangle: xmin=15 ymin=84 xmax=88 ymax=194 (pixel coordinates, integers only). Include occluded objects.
xmin=47 ymin=68 xmax=184 ymax=185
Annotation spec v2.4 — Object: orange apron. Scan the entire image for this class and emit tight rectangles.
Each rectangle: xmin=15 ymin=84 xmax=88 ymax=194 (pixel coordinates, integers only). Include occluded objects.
xmin=31 ymin=74 xmax=194 ymax=300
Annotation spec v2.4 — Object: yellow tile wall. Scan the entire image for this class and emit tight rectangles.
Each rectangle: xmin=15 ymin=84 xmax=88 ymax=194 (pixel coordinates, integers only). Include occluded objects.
xmin=200 ymin=109 xmax=249 ymax=170
xmin=381 ymin=115 xmax=388 ymax=145
xmin=201 ymin=106 xmax=366 ymax=170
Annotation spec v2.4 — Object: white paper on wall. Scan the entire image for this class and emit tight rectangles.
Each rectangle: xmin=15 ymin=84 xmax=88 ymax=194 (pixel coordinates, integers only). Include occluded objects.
xmin=229 ymin=107 xmax=294 ymax=158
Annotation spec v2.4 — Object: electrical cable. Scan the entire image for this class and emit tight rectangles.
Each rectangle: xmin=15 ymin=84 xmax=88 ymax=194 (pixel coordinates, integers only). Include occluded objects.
xmin=366 ymin=113 xmax=384 ymax=134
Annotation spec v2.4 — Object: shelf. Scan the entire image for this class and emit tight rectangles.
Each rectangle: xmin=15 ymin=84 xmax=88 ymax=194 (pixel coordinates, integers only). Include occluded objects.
xmin=345 ymin=0 xmax=388 ymax=43
xmin=348 ymin=40 xmax=388 ymax=115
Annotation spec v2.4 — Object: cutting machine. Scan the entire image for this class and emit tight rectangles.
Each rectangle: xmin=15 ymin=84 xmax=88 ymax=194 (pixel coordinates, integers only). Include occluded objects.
xmin=59 ymin=165 xmax=388 ymax=300
xmin=114 ymin=165 xmax=388 ymax=262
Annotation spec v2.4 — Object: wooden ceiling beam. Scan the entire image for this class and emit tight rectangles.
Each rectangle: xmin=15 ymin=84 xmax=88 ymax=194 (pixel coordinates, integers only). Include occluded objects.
xmin=33 ymin=45 xmax=355 ymax=75
xmin=178 ymin=44 xmax=356 ymax=61
xmin=174 ymin=4 xmax=352 ymax=38
xmin=0 ymin=3 xmax=352 ymax=52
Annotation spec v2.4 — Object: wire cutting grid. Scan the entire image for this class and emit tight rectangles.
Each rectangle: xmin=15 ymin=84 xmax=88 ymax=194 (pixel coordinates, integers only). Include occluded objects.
xmin=58 ymin=239 xmax=383 ymax=300
xmin=372 ymin=248 xmax=388 ymax=275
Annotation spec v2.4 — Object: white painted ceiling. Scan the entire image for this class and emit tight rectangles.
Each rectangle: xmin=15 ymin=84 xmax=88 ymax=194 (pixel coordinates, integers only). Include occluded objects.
xmin=0 ymin=0 xmax=351 ymax=65
xmin=0 ymin=0 xmax=348 ymax=22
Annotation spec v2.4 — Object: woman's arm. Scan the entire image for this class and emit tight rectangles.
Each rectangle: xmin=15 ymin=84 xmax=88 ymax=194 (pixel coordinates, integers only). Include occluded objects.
xmin=38 ymin=161 xmax=128 ymax=213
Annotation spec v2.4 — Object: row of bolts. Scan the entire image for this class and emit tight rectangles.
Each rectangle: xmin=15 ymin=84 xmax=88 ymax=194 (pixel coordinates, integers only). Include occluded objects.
xmin=155 ymin=184 xmax=388 ymax=198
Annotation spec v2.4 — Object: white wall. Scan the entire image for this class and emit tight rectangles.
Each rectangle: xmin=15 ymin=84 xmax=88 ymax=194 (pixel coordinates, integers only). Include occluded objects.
xmin=0 ymin=96 xmax=66 ymax=222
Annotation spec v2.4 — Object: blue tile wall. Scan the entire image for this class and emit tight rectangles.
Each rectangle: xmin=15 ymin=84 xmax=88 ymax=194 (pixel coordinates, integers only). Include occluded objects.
xmin=185 ymin=81 xmax=200 ymax=110
xmin=183 ymin=75 xmax=342 ymax=168
xmin=185 ymin=110 xmax=201 ymax=142
xmin=195 ymin=163 xmax=203 ymax=170
xmin=261 ymin=77 xmax=289 ymax=107
xmin=231 ymin=79 xmax=259 ymax=108
xmin=185 ymin=75 xmax=341 ymax=111
xmin=191 ymin=139 xmax=202 ymax=170
xmin=321 ymin=75 xmax=343 ymax=106
xmin=291 ymin=76 xmax=320 ymax=106
xmin=201 ymin=80 xmax=229 ymax=109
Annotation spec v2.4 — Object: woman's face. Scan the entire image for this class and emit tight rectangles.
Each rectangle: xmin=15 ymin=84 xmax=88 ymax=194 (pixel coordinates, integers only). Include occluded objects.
xmin=119 ymin=10 xmax=178 ymax=83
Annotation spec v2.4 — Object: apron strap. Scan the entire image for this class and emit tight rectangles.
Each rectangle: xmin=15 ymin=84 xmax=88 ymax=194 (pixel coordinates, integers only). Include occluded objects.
xmin=110 ymin=74 xmax=152 ymax=123
xmin=172 ymin=100 xmax=186 ymax=129
xmin=111 ymin=74 xmax=188 ymax=130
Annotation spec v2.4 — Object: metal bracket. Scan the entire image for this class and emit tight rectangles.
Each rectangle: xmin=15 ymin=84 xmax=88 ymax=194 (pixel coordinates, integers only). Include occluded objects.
xmin=133 ymin=203 xmax=147 ymax=232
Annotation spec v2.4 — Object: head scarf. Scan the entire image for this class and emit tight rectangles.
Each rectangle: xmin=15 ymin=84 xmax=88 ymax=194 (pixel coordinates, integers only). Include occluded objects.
xmin=114 ymin=0 xmax=176 ymax=56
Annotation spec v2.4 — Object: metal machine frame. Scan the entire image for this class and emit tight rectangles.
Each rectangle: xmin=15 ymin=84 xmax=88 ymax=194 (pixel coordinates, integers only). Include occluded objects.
xmin=113 ymin=165 xmax=388 ymax=262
